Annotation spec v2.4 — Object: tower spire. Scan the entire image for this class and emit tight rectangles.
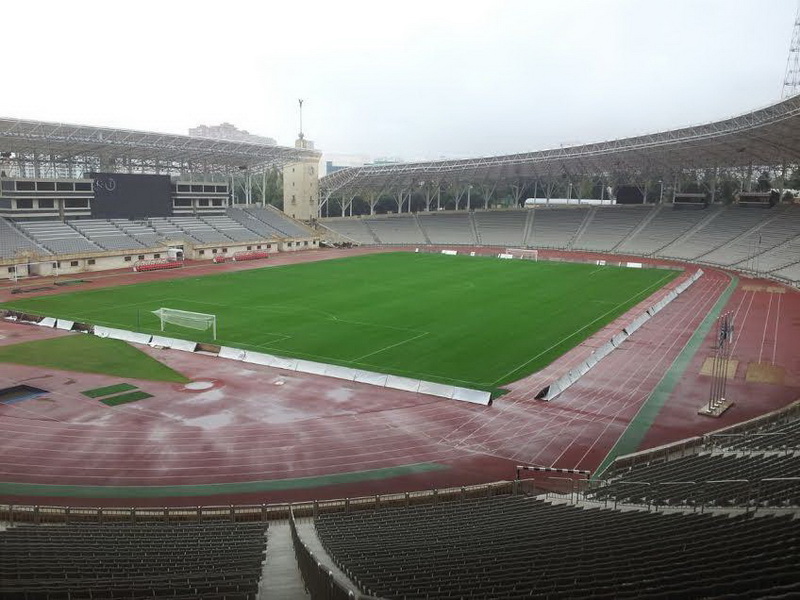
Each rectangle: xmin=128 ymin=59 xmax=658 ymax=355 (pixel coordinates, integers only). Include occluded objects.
xmin=298 ymin=99 xmax=304 ymax=140
xmin=782 ymin=4 xmax=800 ymax=98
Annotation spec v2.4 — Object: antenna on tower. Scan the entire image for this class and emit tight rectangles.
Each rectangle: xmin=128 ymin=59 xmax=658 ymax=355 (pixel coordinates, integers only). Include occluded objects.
xmin=298 ymin=99 xmax=304 ymax=140
xmin=782 ymin=4 xmax=800 ymax=98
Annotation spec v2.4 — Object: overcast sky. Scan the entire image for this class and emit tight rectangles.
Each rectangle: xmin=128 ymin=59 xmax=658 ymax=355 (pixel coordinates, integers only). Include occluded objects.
xmin=3 ymin=0 xmax=798 ymax=162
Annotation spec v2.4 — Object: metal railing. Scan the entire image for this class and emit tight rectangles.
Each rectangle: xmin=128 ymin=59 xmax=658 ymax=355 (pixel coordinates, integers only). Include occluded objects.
xmin=289 ymin=510 xmax=382 ymax=600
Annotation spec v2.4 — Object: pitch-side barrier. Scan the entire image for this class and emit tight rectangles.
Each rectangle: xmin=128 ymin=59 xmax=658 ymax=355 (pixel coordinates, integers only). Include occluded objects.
xmin=221 ymin=348 xmax=491 ymax=405
xmin=536 ymin=269 xmax=703 ymax=401
xmin=19 ymin=316 xmax=492 ymax=406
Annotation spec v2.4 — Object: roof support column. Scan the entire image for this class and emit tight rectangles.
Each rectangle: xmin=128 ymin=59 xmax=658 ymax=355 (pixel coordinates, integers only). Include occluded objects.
xmin=369 ymin=193 xmax=378 ymax=215
xmin=466 ymin=184 xmax=472 ymax=211
xmin=510 ymin=181 xmax=526 ymax=207
xmin=710 ymin=167 xmax=718 ymax=204
xmin=436 ymin=186 xmax=441 ymax=211
xmin=395 ymin=190 xmax=404 ymax=214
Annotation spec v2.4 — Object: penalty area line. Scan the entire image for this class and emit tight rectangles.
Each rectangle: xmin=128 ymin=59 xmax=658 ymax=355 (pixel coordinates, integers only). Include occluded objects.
xmin=353 ymin=331 xmax=430 ymax=362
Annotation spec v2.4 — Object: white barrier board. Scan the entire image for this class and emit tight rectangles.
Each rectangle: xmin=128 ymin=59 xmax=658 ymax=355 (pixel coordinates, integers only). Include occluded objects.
xmin=219 ymin=346 xmax=248 ymax=361
xmin=55 ymin=319 xmax=74 ymax=331
xmin=37 ymin=317 xmax=56 ymax=328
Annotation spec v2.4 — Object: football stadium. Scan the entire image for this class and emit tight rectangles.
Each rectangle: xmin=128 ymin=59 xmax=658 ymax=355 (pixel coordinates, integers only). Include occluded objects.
xmin=2 ymin=13 xmax=800 ymax=600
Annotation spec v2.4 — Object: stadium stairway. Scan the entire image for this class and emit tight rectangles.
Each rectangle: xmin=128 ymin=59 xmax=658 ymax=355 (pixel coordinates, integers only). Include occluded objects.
xmin=656 ymin=205 xmax=725 ymax=257
xmin=362 ymin=219 xmax=382 ymax=244
xmin=611 ymin=204 xmax=662 ymax=252
xmin=568 ymin=205 xmax=597 ymax=249
xmin=261 ymin=522 xmax=310 ymax=599
xmin=413 ymin=212 xmax=433 ymax=244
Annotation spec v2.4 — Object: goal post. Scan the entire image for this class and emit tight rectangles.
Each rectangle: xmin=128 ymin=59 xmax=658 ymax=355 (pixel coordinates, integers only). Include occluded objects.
xmin=505 ymin=248 xmax=538 ymax=261
xmin=151 ymin=308 xmax=217 ymax=340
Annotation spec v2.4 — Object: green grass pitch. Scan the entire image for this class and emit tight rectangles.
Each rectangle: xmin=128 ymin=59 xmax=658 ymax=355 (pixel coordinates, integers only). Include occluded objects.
xmin=1 ymin=253 xmax=679 ymax=392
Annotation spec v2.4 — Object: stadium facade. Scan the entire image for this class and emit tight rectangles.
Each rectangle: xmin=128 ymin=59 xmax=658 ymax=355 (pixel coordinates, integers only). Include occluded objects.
xmin=0 ymin=118 xmax=322 ymax=277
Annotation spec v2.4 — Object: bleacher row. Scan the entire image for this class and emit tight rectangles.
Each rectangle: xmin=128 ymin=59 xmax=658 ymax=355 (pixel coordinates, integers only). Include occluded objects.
xmin=0 ymin=521 xmax=268 ymax=599
xmin=0 ymin=206 xmax=312 ymax=259
xmin=314 ymin=495 xmax=799 ymax=600
xmin=594 ymin=411 xmax=800 ymax=508
xmin=321 ymin=204 xmax=800 ymax=282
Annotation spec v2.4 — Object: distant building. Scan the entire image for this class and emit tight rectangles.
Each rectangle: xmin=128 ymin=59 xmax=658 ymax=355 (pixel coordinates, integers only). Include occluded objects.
xmin=189 ymin=123 xmax=276 ymax=146
xmin=325 ymin=161 xmax=347 ymax=175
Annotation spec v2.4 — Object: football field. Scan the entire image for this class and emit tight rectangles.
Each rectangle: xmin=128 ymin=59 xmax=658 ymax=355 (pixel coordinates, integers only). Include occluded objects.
xmin=1 ymin=252 xmax=679 ymax=392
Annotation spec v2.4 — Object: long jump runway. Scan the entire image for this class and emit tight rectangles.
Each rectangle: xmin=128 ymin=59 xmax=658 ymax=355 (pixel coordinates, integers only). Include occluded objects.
xmin=1 ymin=250 xmax=798 ymax=506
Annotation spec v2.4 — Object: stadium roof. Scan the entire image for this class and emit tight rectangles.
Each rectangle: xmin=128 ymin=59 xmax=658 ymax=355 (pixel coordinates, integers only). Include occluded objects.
xmin=321 ymin=95 xmax=800 ymax=197
xmin=0 ymin=118 xmax=320 ymax=177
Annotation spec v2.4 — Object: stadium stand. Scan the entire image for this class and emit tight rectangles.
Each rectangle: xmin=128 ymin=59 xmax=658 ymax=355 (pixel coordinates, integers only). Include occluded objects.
xmin=314 ymin=494 xmax=800 ymax=599
xmin=68 ymin=219 xmax=145 ymax=251
xmin=227 ymin=207 xmax=284 ymax=239
xmin=15 ymin=220 xmax=102 ymax=255
xmin=240 ymin=205 xmax=312 ymax=238
xmin=318 ymin=204 xmax=800 ymax=284
xmin=417 ymin=212 xmax=476 ymax=244
xmin=201 ymin=215 xmax=262 ymax=242
xmin=318 ymin=217 xmax=376 ymax=244
xmin=700 ymin=205 xmax=800 ymax=266
xmin=168 ymin=216 xmax=232 ymax=244
xmin=660 ymin=206 xmax=770 ymax=260
xmin=471 ymin=210 xmax=526 ymax=247
xmin=0 ymin=520 xmax=268 ymax=599
xmin=571 ymin=206 xmax=652 ymax=251
xmin=527 ymin=206 xmax=590 ymax=248
xmin=111 ymin=220 xmax=164 ymax=248
xmin=594 ymin=453 xmax=800 ymax=507
xmin=0 ymin=217 xmax=46 ymax=259
xmin=616 ymin=205 xmax=716 ymax=255
xmin=593 ymin=410 xmax=800 ymax=509
xmin=363 ymin=215 xmax=427 ymax=245
xmin=148 ymin=217 xmax=198 ymax=244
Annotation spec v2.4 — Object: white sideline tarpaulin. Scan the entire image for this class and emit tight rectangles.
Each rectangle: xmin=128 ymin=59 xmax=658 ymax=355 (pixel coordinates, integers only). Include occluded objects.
xmin=418 ymin=381 xmax=456 ymax=399
xmin=452 ymin=387 xmax=492 ymax=405
xmin=150 ymin=335 xmax=197 ymax=352
xmin=623 ymin=312 xmax=651 ymax=336
xmin=611 ymin=332 xmax=628 ymax=347
xmin=626 ymin=262 xmax=643 ymax=269
xmin=271 ymin=356 xmax=299 ymax=371
xmin=111 ymin=329 xmax=152 ymax=345
xmin=385 ymin=375 xmax=422 ymax=393
xmin=243 ymin=351 xmax=276 ymax=367
xmin=295 ymin=359 xmax=329 ymax=377
xmin=354 ymin=370 xmax=389 ymax=387
xmin=55 ymin=319 xmax=74 ymax=331
xmin=37 ymin=317 xmax=56 ymax=328
xmin=498 ymin=253 xmax=514 ymax=259
xmin=441 ymin=249 xmax=458 ymax=255
xmin=324 ymin=365 xmax=358 ymax=381
xmin=219 ymin=346 xmax=248 ymax=361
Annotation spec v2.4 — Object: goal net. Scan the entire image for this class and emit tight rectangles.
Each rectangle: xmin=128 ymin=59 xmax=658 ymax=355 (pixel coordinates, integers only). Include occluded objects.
xmin=152 ymin=308 xmax=217 ymax=339
xmin=506 ymin=248 xmax=538 ymax=261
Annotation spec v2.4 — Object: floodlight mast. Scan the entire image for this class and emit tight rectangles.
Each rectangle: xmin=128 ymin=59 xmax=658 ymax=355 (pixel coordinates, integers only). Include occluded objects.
xmin=783 ymin=4 xmax=800 ymax=99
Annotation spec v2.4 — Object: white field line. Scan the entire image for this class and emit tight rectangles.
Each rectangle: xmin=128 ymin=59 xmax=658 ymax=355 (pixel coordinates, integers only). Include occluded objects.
xmin=758 ymin=292 xmax=774 ymax=364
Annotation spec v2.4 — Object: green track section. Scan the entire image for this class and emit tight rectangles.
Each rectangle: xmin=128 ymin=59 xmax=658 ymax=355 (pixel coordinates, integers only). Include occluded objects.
xmin=100 ymin=390 xmax=153 ymax=406
xmin=0 ymin=335 xmax=189 ymax=383
xmin=593 ymin=275 xmax=739 ymax=478
xmin=0 ymin=463 xmax=448 ymax=499
xmin=82 ymin=383 xmax=138 ymax=398
xmin=1 ymin=253 xmax=678 ymax=392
